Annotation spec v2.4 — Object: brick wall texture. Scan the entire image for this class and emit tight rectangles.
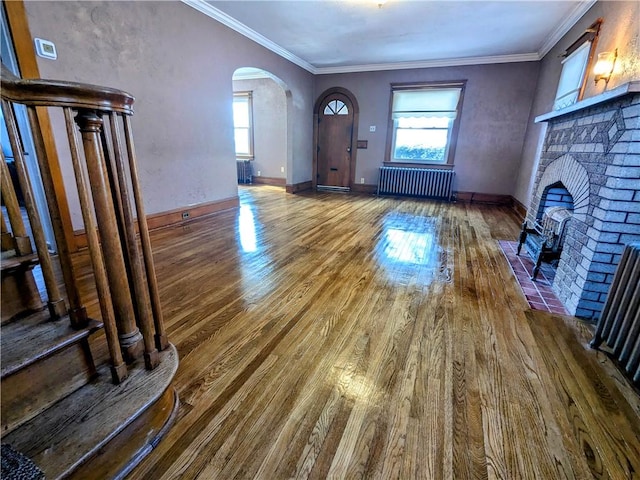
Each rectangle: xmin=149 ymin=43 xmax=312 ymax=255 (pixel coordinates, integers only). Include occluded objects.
xmin=528 ymin=93 xmax=640 ymax=320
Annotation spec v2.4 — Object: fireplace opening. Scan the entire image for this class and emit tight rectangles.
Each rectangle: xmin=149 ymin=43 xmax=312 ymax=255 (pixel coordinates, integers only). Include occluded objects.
xmin=537 ymin=181 xmax=575 ymax=219
xmin=519 ymin=181 xmax=574 ymax=278
xmin=518 ymin=181 xmax=575 ymax=282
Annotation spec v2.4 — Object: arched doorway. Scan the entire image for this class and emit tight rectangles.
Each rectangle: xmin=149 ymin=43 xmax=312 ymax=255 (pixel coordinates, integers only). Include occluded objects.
xmin=313 ymin=88 xmax=359 ymax=190
xmin=232 ymin=67 xmax=293 ymax=187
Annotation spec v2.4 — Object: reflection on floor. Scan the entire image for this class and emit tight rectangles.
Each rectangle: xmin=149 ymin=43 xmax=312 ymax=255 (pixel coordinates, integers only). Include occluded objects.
xmin=498 ymin=240 xmax=568 ymax=315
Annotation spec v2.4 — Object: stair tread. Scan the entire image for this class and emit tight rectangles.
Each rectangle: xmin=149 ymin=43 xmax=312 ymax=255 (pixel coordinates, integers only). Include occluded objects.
xmin=1 ymin=309 xmax=102 ymax=378
xmin=2 ymin=345 xmax=178 ymax=480
xmin=1 ymin=250 xmax=39 ymax=273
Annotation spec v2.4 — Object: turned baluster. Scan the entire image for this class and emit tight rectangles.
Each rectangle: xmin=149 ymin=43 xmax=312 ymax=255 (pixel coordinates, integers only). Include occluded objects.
xmin=100 ymin=123 xmax=126 ymax=243
xmin=2 ymin=100 xmax=67 ymax=319
xmin=0 ymin=150 xmax=31 ymax=255
xmin=0 ymin=209 xmax=14 ymax=251
xmin=24 ymin=105 xmax=88 ymax=326
xmin=63 ymin=107 xmax=128 ymax=383
xmin=74 ymin=109 xmax=144 ymax=362
xmin=106 ymin=112 xmax=159 ymax=369
xmin=123 ymin=115 xmax=169 ymax=350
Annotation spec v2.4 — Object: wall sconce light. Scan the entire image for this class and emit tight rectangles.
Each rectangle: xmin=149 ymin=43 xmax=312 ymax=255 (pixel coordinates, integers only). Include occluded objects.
xmin=593 ymin=49 xmax=617 ymax=85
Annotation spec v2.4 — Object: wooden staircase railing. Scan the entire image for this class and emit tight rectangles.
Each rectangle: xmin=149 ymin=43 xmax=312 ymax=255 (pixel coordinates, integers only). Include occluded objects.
xmin=1 ymin=64 xmax=178 ymax=479
xmin=1 ymin=64 xmax=168 ymax=384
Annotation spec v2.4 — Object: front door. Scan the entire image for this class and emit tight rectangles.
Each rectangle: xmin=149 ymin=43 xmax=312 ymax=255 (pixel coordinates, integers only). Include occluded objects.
xmin=316 ymin=93 xmax=354 ymax=189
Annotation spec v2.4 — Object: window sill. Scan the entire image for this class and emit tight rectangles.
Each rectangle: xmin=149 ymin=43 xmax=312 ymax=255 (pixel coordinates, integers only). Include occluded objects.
xmin=384 ymin=161 xmax=454 ymax=169
xmin=236 ymin=156 xmax=254 ymax=161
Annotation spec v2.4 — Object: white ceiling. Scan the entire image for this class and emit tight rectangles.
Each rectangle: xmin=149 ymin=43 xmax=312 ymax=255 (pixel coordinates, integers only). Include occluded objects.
xmin=184 ymin=0 xmax=597 ymax=74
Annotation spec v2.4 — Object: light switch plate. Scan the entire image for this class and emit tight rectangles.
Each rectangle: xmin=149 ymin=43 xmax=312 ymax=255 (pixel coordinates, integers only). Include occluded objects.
xmin=34 ymin=38 xmax=57 ymax=60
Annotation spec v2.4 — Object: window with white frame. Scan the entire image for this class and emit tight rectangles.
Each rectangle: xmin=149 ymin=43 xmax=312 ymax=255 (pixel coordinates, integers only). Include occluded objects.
xmin=553 ymin=19 xmax=601 ymax=111
xmin=387 ymin=83 xmax=464 ymax=165
xmin=233 ymin=92 xmax=253 ymax=158
xmin=554 ymin=41 xmax=591 ymax=110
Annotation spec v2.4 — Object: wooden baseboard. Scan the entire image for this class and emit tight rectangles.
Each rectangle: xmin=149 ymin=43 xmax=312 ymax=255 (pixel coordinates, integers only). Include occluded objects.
xmin=74 ymin=196 xmax=239 ymax=247
xmin=511 ymin=196 xmax=527 ymax=221
xmin=252 ymin=176 xmax=286 ymax=187
xmin=351 ymin=184 xmax=377 ymax=194
xmin=455 ymin=191 xmax=513 ymax=206
xmin=286 ymin=181 xmax=313 ymax=194
xmin=146 ymin=196 xmax=239 ymax=230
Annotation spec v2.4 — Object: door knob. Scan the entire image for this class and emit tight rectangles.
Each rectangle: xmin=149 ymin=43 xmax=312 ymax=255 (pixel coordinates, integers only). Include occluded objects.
xmin=346 ymin=147 xmax=351 ymax=152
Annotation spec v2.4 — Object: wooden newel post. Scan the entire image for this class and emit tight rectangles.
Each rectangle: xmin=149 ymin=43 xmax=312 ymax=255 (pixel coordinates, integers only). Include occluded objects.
xmin=75 ymin=110 xmax=144 ymax=362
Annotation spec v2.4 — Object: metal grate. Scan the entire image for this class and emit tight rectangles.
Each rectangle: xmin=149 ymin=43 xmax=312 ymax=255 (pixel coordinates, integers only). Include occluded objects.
xmin=377 ymin=166 xmax=455 ymax=201
xmin=590 ymin=242 xmax=640 ymax=387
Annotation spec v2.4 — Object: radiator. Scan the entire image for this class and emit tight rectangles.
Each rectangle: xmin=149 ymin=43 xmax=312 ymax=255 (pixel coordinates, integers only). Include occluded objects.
xmin=377 ymin=167 xmax=455 ymax=201
xmin=590 ymin=242 xmax=640 ymax=387
xmin=237 ymin=160 xmax=252 ymax=184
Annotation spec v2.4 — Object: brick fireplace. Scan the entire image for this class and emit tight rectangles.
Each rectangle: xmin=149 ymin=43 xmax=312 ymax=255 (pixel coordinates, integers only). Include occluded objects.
xmin=528 ymin=82 xmax=640 ymax=320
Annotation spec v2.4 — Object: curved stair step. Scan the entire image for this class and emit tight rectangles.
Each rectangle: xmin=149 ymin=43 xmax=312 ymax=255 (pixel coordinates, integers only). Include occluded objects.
xmin=1 ymin=311 xmax=104 ymax=434
xmin=1 ymin=309 xmax=102 ymax=378
xmin=2 ymin=345 xmax=179 ymax=480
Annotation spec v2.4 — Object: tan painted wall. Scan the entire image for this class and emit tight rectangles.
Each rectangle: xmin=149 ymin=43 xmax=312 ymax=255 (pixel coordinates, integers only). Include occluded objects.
xmin=21 ymin=0 xmax=636 ymax=219
xmin=314 ymin=63 xmax=540 ymax=195
xmin=23 ymin=1 xmax=314 ymax=228
xmin=233 ymin=77 xmax=287 ymax=180
xmin=514 ymin=0 xmax=640 ymax=208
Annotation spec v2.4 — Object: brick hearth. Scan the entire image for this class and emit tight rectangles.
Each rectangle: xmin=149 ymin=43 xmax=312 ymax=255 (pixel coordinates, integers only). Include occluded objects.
xmin=530 ymin=82 xmax=640 ymax=320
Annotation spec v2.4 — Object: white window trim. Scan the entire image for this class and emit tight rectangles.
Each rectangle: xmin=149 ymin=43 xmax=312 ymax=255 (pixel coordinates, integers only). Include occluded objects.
xmin=552 ymin=19 xmax=601 ymax=111
xmin=385 ymin=82 xmax=465 ymax=167
xmin=553 ymin=41 xmax=591 ymax=111
xmin=233 ymin=91 xmax=254 ymax=160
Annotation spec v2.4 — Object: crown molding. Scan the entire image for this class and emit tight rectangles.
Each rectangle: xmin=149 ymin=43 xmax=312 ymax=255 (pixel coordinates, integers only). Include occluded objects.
xmin=181 ymin=0 xmax=317 ymax=73
xmin=314 ymin=53 xmax=541 ymax=75
xmin=233 ymin=70 xmax=272 ymax=80
xmin=538 ymin=0 xmax=598 ymax=58
xmin=184 ymin=0 xmax=595 ymax=76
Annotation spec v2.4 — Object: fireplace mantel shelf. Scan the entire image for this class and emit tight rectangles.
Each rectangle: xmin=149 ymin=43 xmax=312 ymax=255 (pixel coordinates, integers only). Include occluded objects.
xmin=535 ymin=81 xmax=640 ymax=123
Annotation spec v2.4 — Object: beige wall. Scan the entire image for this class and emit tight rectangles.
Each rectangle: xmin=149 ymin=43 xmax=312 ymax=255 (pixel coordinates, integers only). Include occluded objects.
xmin=233 ymin=77 xmax=287 ymax=180
xmin=21 ymin=0 xmax=637 ymax=221
xmin=314 ymin=63 xmax=540 ymax=195
xmin=23 ymin=1 xmax=314 ymax=228
xmin=514 ymin=0 xmax=640 ymax=207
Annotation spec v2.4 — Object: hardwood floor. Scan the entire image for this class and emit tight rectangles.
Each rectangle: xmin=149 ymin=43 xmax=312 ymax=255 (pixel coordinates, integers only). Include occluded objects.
xmin=121 ymin=186 xmax=639 ymax=479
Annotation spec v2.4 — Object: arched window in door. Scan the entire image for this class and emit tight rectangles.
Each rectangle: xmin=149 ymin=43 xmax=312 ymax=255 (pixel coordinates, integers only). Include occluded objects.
xmin=323 ymin=100 xmax=349 ymax=116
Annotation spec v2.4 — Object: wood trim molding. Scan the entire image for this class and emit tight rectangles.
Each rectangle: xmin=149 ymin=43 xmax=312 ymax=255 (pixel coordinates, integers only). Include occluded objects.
xmin=4 ymin=1 xmax=77 ymax=252
xmin=511 ymin=196 xmax=527 ymax=221
xmin=455 ymin=192 xmax=513 ymax=206
xmin=139 ymin=196 xmax=240 ymax=231
xmin=351 ymin=184 xmax=377 ymax=195
xmin=252 ymin=176 xmax=286 ymax=187
xmin=286 ymin=181 xmax=312 ymax=194
xmin=73 ymin=196 xmax=240 ymax=247
xmin=3 ymin=1 xmax=39 ymax=76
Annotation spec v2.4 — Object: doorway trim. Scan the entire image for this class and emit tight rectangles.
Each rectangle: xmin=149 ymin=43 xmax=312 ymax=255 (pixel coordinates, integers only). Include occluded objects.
xmin=313 ymin=87 xmax=359 ymax=190
xmin=4 ymin=0 xmax=77 ymax=252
